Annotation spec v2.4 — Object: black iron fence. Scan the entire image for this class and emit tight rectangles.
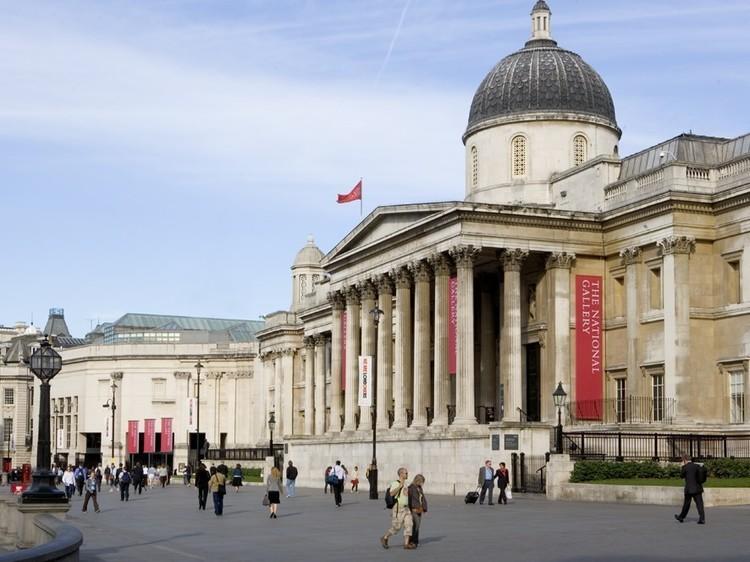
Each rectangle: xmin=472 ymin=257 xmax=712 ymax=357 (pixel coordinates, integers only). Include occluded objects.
xmin=562 ymin=431 xmax=750 ymax=461
xmin=511 ymin=452 xmax=549 ymax=493
xmin=205 ymin=445 xmax=284 ymax=462
xmin=568 ymin=397 xmax=677 ymax=425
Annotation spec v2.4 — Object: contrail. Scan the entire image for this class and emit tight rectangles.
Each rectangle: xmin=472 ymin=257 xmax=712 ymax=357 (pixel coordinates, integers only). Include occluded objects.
xmin=375 ymin=0 xmax=412 ymax=84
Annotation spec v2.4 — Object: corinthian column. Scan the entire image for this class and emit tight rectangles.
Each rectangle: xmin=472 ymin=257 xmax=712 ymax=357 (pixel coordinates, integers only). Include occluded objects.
xmin=501 ymin=248 xmax=528 ymax=422
xmin=411 ymin=260 xmax=432 ymax=428
xmin=479 ymin=274 xmax=496 ymax=423
xmin=546 ymin=252 xmax=575 ymax=422
xmin=619 ymin=246 xmax=642 ymax=398
xmin=274 ymin=354 xmax=283 ymax=436
xmin=314 ymin=335 xmax=326 ymax=435
xmin=430 ymin=253 xmax=451 ymax=427
xmin=376 ymin=274 xmax=394 ymax=428
xmin=343 ymin=286 xmax=361 ymax=431
xmin=358 ymin=280 xmax=377 ymax=431
xmin=392 ymin=267 xmax=412 ymax=429
xmin=449 ymin=245 xmax=481 ymax=425
xmin=327 ymin=292 xmax=345 ymax=432
xmin=304 ymin=336 xmax=315 ymax=436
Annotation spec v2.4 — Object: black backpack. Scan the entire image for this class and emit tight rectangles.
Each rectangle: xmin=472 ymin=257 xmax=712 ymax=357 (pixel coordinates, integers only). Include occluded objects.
xmin=698 ymin=464 xmax=708 ymax=484
xmin=385 ymin=484 xmax=401 ymax=509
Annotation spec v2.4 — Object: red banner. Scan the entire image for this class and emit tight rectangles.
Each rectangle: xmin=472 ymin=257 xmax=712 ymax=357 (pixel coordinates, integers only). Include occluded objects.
xmin=575 ymin=275 xmax=604 ymax=420
xmin=127 ymin=420 xmax=139 ymax=454
xmin=143 ymin=418 xmax=156 ymax=453
xmin=448 ymin=275 xmax=458 ymax=375
xmin=341 ymin=310 xmax=347 ymax=391
xmin=160 ymin=418 xmax=173 ymax=452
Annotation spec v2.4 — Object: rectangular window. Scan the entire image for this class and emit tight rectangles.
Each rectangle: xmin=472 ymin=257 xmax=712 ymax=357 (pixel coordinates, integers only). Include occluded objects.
xmin=730 ymin=370 xmax=745 ymax=424
xmin=652 ymin=375 xmax=665 ymax=422
xmin=3 ymin=418 xmax=12 ymax=442
xmin=4 ymin=388 xmax=14 ymax=405
xmin=649 ymin=267 xmax=662 ymax=310
xmin=152 ymin=378 xmax=167 ymax=399
xmin=727 ymin=260 xmax=741 ymax=305
xmin=66 ymin=397 xmax=71 ymax=413
xmin=65 ymin=415 xmax=71 ymax=448
xmin=613 ymin=276 xmax=625 ymax=317
xmin=615 ymin=379 xmax=627 ymax=423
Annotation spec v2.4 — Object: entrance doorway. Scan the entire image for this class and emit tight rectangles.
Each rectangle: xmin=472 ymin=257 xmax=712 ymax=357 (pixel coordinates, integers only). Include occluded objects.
xmin=525 ymin=342 xmax=541 ymax=422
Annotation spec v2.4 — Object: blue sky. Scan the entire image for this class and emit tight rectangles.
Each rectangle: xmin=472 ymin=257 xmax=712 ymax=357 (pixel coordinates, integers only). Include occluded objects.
xmin=2 ymin=0 xmax=749 ymax=337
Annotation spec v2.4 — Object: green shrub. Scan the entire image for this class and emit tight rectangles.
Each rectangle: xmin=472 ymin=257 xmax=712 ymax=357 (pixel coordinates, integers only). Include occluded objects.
xmin=704 ymin=459 xmax=750 ymax=479
xmin=241 ymin=468 xmax=262 ymax=482
xmin=570 ymin=459 xmax=750 ymax=482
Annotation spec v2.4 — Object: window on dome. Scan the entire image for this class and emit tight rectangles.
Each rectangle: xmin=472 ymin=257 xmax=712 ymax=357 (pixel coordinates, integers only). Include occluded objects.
xmin=511 ymin=136 xmax=527 ymax=178
xmin=574 ymin=135 xmax=587 ymax=166
xmin=471 ymin=146 xmax=478 ymax=188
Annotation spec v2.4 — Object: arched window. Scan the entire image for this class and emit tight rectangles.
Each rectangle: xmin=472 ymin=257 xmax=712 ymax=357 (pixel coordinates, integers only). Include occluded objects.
xmin=573 ymin=135 xmax=587 ymax=166
xmin=512 ymin=135 xmax=527 ymax=178
xmin=471 ymin=146 xmax=478 ymax=188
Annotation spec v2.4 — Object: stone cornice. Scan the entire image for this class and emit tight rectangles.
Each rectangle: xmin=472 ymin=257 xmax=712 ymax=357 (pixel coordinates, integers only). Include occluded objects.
xmin=458 ymin=210 xmax=602 ymax=233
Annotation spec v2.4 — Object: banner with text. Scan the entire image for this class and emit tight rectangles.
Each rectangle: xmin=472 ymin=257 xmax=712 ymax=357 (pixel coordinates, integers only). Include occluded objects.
xmin=448 ymin=275 xmax=458 ymax=375
xmin=575 ymin=275 xmax=604 ymax=420
xmin=143 ymin=418 xmax=156 ymax=453
xmin=341 ymin=311 xmax=348 ymax=391
xmin=127 ymin=420 xmax=139 ymax=454
xmin=161 ymin=418 xmax=173 ymax=452
xmin=186 ymin=398 xmax=196 ymax=432
xmin=56 ymin=428 xmax=65 ymax=450
xmin=358 ymin=356 xmax=373 ymax=407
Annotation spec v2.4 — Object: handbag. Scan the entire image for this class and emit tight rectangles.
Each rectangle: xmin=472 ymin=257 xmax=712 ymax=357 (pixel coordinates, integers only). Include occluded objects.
xmin=506 ymin=489 xmax=513 ymax=501
xmin=218 ymin=483 xmax=227 ymax=496
xmin=262 ymin=493 xmax=270 ymax=506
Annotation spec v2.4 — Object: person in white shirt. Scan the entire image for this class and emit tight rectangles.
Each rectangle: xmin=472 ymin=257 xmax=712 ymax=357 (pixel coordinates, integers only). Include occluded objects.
xmin=147 ymin=466 xmax=156 ymax=488
xmin=331 ymin=461 xmax=346 ymax=507
xmin=62 ymin=467 xmax=76 ymax=500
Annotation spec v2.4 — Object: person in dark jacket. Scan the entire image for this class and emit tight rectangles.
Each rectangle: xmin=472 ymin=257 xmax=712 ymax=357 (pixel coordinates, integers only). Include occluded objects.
xmin=675 ymin=455 xmax=706 ymax=524
xmin=407 ymin=474 xmax=428 ymax=548
xmin=119 ymin=466 xmax=131 ymax=502
xmin=495 ymin=462 xmax=510 ymax=505
xmin=133 ymin=463 xmax=145 ymax=495
xmin=286 ymin=461 xmax=298 ymax=498
xmin=195 ymin=463 xmax=210 ymax=511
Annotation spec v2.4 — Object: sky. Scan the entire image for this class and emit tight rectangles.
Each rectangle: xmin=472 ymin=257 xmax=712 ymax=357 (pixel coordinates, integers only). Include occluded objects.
xmin=2 ymin=0 xmax=749 ymax=337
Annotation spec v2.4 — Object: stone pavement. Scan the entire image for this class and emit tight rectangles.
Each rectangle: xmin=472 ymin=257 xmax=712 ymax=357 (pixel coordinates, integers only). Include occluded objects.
xmin=61 ymin=484 xmax=748 ymax=562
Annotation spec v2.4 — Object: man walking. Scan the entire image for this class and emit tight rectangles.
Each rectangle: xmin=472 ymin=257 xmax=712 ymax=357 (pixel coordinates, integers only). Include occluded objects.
xmin=380 ymin=467 xmax=415 ymax=550
xmin=74 ymin=465 xmax=86 ymax=496
xmin=477 ymin=460 xmax=495 ymax=505
xmin=119 ymin=466 xmax=131 ymax=502
xmin=286 ymin=461 xmax=298 ymax=498
xmin=495 ymin=462 xmax=510 ymax=505
xmin=675 ymin=455 xmax=706 ymax=524
xmin=331 ymin=460 xmax=345 ymax=507
xmin=82 ymin=471 xmax=101 ymax=513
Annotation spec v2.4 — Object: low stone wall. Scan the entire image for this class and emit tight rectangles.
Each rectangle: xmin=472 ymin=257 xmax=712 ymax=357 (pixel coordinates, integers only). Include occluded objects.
xmin=553 ymin=483 xmax=750 ymax=507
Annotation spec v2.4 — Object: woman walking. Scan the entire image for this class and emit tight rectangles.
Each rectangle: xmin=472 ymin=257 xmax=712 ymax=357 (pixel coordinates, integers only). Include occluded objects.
xmin=350 ymin=466 xmax=360 ymax=493
xmin=209 ymin=466 xmax=227 ymax=516
xmin=62 ymin=466 xmax=76 ymax=499
xmin=195 ymin=463 xmax=209 ymax=511
xmin=408 ymin=474 xmax=428 ymax=548
xmin=266 ymin=466 xmax=283 ymax=519
xmin=232 ymin=464 xmax=243 ymax=492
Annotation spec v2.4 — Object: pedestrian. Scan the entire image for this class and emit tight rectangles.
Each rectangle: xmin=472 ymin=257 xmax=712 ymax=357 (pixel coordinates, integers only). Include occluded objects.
xmin=324 ymin=466 xmax=333 ymax=494
xmin=119 ymin=466 xmax=131 ymax=502
xmin=478 ymin=460 xmax=495 ymax=505
xmin=62 ymin=466 xmax=75 ymax=500
xmin=104 ymin=464 xmax=111 ymax=489
xmin=330 ymin=460 xmax=345 ymax=507
xmin=82 ymin=471 xmax=101 ymax=513
xmin=209 ymin=466 xmax=227 ymax=516
xmin=266 ymin=465 xmax=284 ymax=519
xmin=184 ymin=464 xmax=192 ymax=486
xmin=115 ymin=463 xmax=123 ymax=487
xmin=74 ymin=465 xmax=85 ymax=496
xmin=195 ymin=463 xmax=209 ymax=511
xmin=495 ymin=462 xmax=510 ymax=505
xmin=232 ymin=464 xmax=243 ymax=493
xmin=351 ymin=466 xmax=360 ymax=493
xmin=147 ymin=465 xmax=155 ymax=488
xmin=285 ymin=461 xmax=298 ymax=498
xmin=160 ymin=465 xmax=168 ymax=488
xmin=380 ymin=467 xmax=415 ymax=550
xmin=133 ymin=463 xmax=144 ymax=495
xmin=408 ymin=474 xmax=428 ymax=548
xmin=675 ymin=455 xmax=706 ymax=525
xmin=366 ymin=459 xmax=378 ymax=494
xmin=95 ymin=464 xmax=103 ymax=492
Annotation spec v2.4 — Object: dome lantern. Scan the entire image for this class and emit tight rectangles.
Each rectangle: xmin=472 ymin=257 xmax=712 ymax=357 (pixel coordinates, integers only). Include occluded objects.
xmin=530 ymin=0 xmax=553 ymax=45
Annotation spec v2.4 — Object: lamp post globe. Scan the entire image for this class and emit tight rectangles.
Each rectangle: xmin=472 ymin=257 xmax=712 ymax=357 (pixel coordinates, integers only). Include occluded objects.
xmin=23 ymin=336 xmax=66 ymax=503
xmin=552 ymin=382 xmax=568 ymax=454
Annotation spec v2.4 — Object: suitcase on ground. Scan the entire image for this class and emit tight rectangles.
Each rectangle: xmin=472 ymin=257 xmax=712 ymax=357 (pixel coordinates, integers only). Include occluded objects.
xmin=464 ymin=489 xmax=480 ymax=504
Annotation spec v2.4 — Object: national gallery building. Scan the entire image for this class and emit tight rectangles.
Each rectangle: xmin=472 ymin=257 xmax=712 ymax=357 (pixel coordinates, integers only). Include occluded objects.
xmin=257 ymin=1 xmax=750 ymax=492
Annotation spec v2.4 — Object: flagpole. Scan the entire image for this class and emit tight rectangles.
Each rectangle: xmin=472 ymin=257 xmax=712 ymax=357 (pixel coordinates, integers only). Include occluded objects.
xmin=360 ymin=177 xmax=363 ymax=218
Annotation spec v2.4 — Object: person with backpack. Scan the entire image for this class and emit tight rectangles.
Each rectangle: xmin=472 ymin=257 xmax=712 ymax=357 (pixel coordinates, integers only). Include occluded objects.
xmin=329 ymin=460 xmax=345 ymax=507
xmin=119 ymin=466 xmax=132 ymax=502
xmin=74 ymin=465 xmax=86 ymax=496
xmin=380 ymin=467 xmax=415 ymax=550
xmin=82 ymin=471 xmax=101 ymax=513
xmin=675 ymin=455 xmax=706 ymax=524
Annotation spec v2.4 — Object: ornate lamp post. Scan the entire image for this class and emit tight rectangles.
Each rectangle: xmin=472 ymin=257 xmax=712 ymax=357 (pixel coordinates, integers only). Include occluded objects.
xmin=102 ymin=380 xmax=118 ymax=461
xmin=368 ymin=305 xmax=384 ymax=500
xmin=268 ymin=413 xmax=276 ymax=468
xmin=22 ymin=336 xmax=66 ymax=503
xmin=195 ymin=360 xmax=203 ymax=462
xmin=553 ymin=382 xmax=568 ymax=454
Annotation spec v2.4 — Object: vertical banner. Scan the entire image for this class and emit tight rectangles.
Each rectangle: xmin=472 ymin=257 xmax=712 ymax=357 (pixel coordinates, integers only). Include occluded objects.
xmin=104 ymin=416 xmax=110 ymax=442
xmin=161 ymin=418 xmax=173 ymax=452
xmin=575 ymin=275 xmax=604 ymax=420
xmin=341 ymin=310 xmax=348 ymax=390
xmin=186 ymin=397 xmax=196 ymax=432
xmin=358 ymin=356 xmax=373 ymax=407
xmin=57 ymin=428 xmax=65 ymax=449
xmin=143 ymin=419 xmax=156 ymax=453
xmin=127 ymin=420 xmax=139 ymax=454
xmin=448 ymin=275 xmax=458 ymax=375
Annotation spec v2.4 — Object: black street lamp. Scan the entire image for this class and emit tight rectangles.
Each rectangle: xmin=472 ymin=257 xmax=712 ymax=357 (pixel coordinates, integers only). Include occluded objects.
xmin=195 ymin=360 xmax=203 ymax=463
xmin=553 ymin=382 xmax=568 ymax=454
xmin=368 ymin=305 xmax=384 ymax=500
xmin=268 ymin=413 xmax=276 ymax=468
xmin=102 ymin=380 xmax=118 ymax=462
xmin=22 ymin=336 xmax=66 ymax=503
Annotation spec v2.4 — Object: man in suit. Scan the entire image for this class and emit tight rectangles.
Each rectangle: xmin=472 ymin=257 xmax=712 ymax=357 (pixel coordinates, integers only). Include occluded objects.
xmin=477 ymin=460 xmax=495 ymax=505
xmin=675 ymin=455 xmax=706 ymax=524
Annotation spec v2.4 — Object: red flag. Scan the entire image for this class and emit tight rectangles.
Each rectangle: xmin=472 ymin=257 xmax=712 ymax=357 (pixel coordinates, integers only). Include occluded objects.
xmin=161 ymin=418 xmax=173 ymax=453
xmin=337 ymin=180 xmax=362 ymax=203
xmin=143 ymin=419 xmax=156 ymax=453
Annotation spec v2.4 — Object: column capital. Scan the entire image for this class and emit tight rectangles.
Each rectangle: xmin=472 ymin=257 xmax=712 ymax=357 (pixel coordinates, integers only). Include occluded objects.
xmin=409 ymin=260 xmax=432 ymax=283
xmin=281 ymin=347 xmax=296 ymax=357
xmin=375 ymin=273 xmax=394 ymax=295
xmin=173 ymin=371 xmax=191 ymax=380
xmin=234 ymin=370 xmax=253 ymax=379
xmin=327 ymin=291 xmax=346 ymax=311
xmin=449 ymin=245 xmax=482 ymax=268
xmin=345 ymin=285 xmax=361 ymax=305
xmin=357 ymin=279 xmax=377 ymax=301
xmin=546 ymin=252 xmax=576 ymax=270
xmin=392 ymin=266 xmax=412 ymax=289
xmin=313 ymin=334 xmax=328 ymax=347
xmin=500 ymin=248 xmax=528 ymax=272
xmin=429 ymin=253 xmax=452 ymax=277
xmin=657 ymin=235 xmax=695 ymax=256
xmin=206 ymin=370 xmax=224 ymax=380
xmin=110 ymin=371 xmax=124 ymax=381
xmin=619 ymin=246 xmax=642 ymax=266
xmin=304 ymin=336 xmax=316 ymax=349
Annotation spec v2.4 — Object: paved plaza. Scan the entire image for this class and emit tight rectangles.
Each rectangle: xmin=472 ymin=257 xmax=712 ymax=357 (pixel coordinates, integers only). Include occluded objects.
xmin=54 ymin=483 xmax=749 ymax=562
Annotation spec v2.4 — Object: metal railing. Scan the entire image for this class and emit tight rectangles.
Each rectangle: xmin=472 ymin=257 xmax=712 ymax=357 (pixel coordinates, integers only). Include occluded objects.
xmin=562 ymin=431 xmax=750 ymax=461
xmin=205 ymin=445 xmax=283 ymax=462
xmin=569 ymin=397 xmax=676 ymax=425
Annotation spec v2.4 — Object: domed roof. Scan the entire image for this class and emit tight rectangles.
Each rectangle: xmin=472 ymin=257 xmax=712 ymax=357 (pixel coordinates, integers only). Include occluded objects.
xmin=293 ymin=236 xmax=324 ymax=268
xmin=465 ymin=3 xmax=618 ymax=139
